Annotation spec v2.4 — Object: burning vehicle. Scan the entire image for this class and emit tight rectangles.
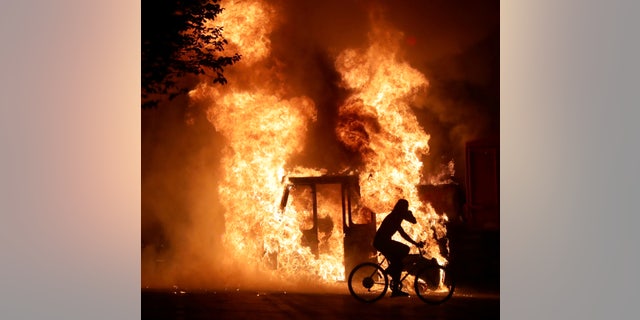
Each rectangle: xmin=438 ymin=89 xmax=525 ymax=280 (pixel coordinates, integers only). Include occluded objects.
xmin=277 ymin=175 xmax=377 ymax=278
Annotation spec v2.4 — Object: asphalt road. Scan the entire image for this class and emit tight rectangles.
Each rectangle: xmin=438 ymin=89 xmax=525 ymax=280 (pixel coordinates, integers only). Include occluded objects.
xmin=142 ymin=287 xmax=499 ymax=319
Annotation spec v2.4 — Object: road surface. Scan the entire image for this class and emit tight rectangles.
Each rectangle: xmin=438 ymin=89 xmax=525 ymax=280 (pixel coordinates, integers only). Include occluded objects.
xmin=142 ymin=287 xmax=499 ymax=319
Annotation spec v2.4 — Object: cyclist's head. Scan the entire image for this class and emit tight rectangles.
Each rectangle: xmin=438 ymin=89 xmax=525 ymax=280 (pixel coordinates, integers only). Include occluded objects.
xmin=392 ymin=199 xmax=409 ymax=212
xmin=392 ymin=199 xmax=417 ymax=223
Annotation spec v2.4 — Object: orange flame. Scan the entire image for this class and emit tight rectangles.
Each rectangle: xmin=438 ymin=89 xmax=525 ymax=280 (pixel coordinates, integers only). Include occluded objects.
xmin=335 ymin=22 xmax=448 ymax=264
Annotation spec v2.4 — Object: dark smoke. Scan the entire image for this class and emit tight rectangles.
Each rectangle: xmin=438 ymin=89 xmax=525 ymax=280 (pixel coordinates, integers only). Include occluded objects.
xmin=268 ymin=0 xmax=499 ymax=180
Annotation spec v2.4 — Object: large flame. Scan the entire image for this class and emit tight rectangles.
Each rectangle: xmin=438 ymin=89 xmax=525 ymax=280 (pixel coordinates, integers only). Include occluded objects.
xmin=188 ymin=0 xmax=450 ymax=288
xmin=335 ymin=20 xmax=448 ymax=265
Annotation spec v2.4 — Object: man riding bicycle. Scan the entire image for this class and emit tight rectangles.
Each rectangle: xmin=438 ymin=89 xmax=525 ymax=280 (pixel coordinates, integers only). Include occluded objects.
xmin=373 ymin=199 xmax=424 ymax=297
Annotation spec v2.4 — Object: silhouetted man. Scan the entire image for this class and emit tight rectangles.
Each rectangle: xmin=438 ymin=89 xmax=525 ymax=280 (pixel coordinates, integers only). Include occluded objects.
xmin=373 ymin=199 xmax=424 ymax=297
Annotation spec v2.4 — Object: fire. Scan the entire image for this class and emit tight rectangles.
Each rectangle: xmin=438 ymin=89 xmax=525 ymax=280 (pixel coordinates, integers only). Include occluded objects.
xmin=335 ymin=22 xmax=448 ymax=265
xmin=210 ymin=0 xmax=275 ymax=64
xmin=188 ymin=0 xmax=450 ymax=287
xmin=191 ymin=0 xmax=347 ymax=284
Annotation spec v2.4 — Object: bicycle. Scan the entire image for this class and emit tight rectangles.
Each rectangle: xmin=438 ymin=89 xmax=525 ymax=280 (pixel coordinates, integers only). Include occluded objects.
xmin=347 ymin=245 xmax=455 ymax=304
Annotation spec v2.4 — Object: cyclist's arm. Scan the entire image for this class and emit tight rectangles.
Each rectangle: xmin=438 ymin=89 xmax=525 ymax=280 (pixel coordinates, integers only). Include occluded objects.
xmin=398 ymin=227 xmax=419 ymax=246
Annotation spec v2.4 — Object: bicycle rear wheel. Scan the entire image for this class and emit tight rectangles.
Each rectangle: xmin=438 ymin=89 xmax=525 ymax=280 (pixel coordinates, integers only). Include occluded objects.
xmin=347 ymin=262 xmax=388 ymax=303
xmin=414 ymin=265 xmax=455 ymax=304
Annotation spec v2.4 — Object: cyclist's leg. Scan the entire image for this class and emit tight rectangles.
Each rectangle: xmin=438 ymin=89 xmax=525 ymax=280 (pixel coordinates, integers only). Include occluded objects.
xmin=383 ymin=241 xmax=410 ymax=296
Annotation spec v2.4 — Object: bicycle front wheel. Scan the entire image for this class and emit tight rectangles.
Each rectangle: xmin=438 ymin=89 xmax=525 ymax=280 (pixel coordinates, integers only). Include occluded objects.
xmin=347 ymin=262 xmax=388 ymax=303
xmin=414 ymin=265 xmax=455 ymax=304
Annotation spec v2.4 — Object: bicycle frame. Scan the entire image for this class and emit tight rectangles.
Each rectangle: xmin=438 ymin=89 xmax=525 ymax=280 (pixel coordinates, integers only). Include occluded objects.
xmin=376 ymin=249 xmax=441 ymax=286
xmin=347 ymin=244 xmax=455 ymax=304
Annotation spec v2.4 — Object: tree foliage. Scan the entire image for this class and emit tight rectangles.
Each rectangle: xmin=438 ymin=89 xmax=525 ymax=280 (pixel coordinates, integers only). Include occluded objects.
xmin=142 ymin=0 xmax=241 ymax=108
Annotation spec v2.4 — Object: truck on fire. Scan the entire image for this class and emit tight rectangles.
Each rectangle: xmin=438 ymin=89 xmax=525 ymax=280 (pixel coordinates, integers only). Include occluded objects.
xmin=278 ymin=175 xmax=377 ymax=278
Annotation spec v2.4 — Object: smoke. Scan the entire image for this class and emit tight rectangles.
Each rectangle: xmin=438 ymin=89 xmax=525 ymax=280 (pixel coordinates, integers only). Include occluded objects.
xmin=141 ymin=0 xmax=498 ymax=290
xmin=141 ymin=93 xmax=226 ymax=289
xmin=413 ymin=27 xmax=500 ymax=181
xmin=267 ymin=0 xmax=499 ymax=181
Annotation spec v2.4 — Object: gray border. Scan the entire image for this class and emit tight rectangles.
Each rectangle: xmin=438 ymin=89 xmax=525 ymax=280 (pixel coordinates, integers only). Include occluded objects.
xmin=502 ymin=0 xmax=640 ymax=319
xmin=2 ymin=0 xmax=639 ymax=319
xmin=0 ymin=1 xmax=140 ymax=319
